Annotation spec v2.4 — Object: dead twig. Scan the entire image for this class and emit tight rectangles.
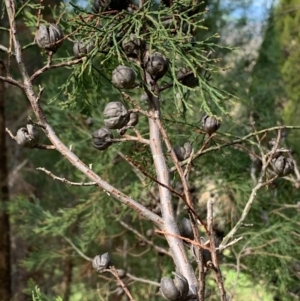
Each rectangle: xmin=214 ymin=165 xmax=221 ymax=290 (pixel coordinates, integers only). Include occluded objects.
xmin=37 ymin=167 xmax=98 ymax=186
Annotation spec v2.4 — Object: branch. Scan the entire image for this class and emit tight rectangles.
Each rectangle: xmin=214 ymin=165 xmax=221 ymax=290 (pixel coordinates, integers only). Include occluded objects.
xmin=0 ymin=75 xmax=24 ymax=88
xmin=155 ymin=117 xmax=208 ymax=233
xmin=124 ymin=155 xmax=183 ymax=198
xmin=107 ymin=266 xmax=136 ymax=301
xmin=170 ymin=125 xmax=300 ymax=173
xmin=6 ymin=128 xmax=56 ymax=149
xmin=218 ymin=237 xmax=243 ymax=252
xmin=155 ymin=230 xmax=211 ymax=251
xmin=37 ymin=167 xmax=98 ymax=186
xmin=117 ymin=152 xmax=147 ymax=184
xmin=30 ymin=58 xmax=84 ymax=81
xmin=4 ymin=0 xmax=164 ymax=229
xmin=108 ymin=135 xmax=149 ymax=145
xmin=126 ymin=273 xmax=160 ymax=287
xmin=119 ymin=220 xmax=172 ymax=257
xmin=220 ymin=172 xmax=278 ymax=248
xmin=122 ymin=92 xmax=152 ymax=118
xmin=145 ymin=72 xmax=197 ymax=289
xmin=63 ymin=236 xmax=93 ymax=262
xmin=207 ymin=200 xmax=227 ymax=301
xmin=0 ymin=44 xmax=14 ymax=55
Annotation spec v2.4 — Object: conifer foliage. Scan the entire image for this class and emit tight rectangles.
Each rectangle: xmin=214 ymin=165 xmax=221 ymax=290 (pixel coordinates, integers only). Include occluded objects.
xmin=0 ymin=1 xmax=300 ymax=301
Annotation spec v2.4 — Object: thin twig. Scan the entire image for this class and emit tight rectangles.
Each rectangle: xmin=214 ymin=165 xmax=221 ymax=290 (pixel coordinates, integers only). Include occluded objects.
xmin=6 ymin=127 xmax=55 ymax=149
xmin=170 ymin=125 xmax=300 ymax=173
xmin=30 ymin=58 xmax=84 ymax=81
xmin=183 ymin=149 xmax=194 ymax=178
xmin=119 ymin=220 xmax=171 ymax=256
xmin=219 ymin=237 xmax=243 ymax=252
xmin=35 ymin=85 xmax=44 ymax=103
xmin=126 ymin=273 xmax=160 ymax=287
xmin=63 ymin=236 xmax=93 ymax=262
xmin=36 ymin=0 xmax=43 ymax=30
xmin=37 ymin=167 xmax=98 ymax=186
xmin=125 ymin=155 xmax=183 ymax=198
xmin=221 ymin=173 xmax=278 ymax=248
xmin=5 ymin=128 xmax=16 ymax=140
xmin=155 ymin=230 xmax=211 ymax=251
xmin=122 ymin=92 xmax=152 ymax=118
xmin=108 ymin=266 xmax=136 ymax=301
xmin=117 ymin=152 xmax=147 ymax=184
xmin=35 ymin=144 xmax=56 ymax=149
xmin=207 ymin=200 xmax=227 ymax=301
xmin=0 ymin=44 xmax=14 ymax=55
xmin=108 ymin=135 xmax=149 ymax=145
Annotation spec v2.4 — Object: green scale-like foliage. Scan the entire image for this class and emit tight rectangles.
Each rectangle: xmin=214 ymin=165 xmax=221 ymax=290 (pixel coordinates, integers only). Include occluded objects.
xmin=275 ymin=0 xmax=300 ymax=149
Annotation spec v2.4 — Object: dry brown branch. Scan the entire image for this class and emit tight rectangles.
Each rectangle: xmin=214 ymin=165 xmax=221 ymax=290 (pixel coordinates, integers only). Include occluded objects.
xmin=155 ymin=229 xmax=211 ymax=251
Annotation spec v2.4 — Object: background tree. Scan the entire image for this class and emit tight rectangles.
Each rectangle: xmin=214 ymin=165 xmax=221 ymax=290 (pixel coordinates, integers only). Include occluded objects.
xmin=275 ymin=0 xmax=300 ymax=149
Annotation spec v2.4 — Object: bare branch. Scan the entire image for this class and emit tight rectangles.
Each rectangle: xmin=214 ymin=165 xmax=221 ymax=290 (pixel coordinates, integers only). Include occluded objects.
xmin=0 ymin=75 xmax=24 ymax=89
xmin=146 ymin=77 xmax=197 ymax=288
xmin=36 ymin=85 xmax=44 ymax=103
xmin=124 ymin=155 xmax=183 ymax=198
xmin=108 ymin=266 xmax=136 ymax=301
xmin=219 ymin=237 xmax=243 ymax=252
xmin=122 ymin=92 xmax=152 ymax=118
xmin=154 ymin=117 xmax=208 ymax=232
xmin=5 ymin=127 xmax=16 ymax=140
xmin=170 ymin=125 xmax=300 ymax=173
xmin=207 ymin=200 xmax=227 ymax=301
xmin=30 ymin=58 xmax=84 ymax=81
xmin=34 ymin=144 xmax=56 ymax=150
xmin=117 ymin=152 xmax=147 ymax=184
xmin=0 ymin=44 xmax=12 ymax=54
xmin=63 ymin=236 xmax=93 ymax=262
xmin=221 ymin=173 xmax=278 ymax=248
xmin=155 ymin=230 xmax=211 ymax=251
xmin=119 ymin=220 xmax=172 ymax=257
xmin=126 ymin=273 xmax=160 ymax=287
xmin=108 ymin=135 xmax=149 ymax=145
xmin=183 ymin=148 xmax=194 ymax=178
xmin=37 ymin=167 xmax=98 ymax=186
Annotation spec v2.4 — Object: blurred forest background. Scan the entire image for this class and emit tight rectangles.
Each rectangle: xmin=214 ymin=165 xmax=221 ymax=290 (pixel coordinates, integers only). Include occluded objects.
xmin=1 ymin=0 xmax=300 ymax=300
